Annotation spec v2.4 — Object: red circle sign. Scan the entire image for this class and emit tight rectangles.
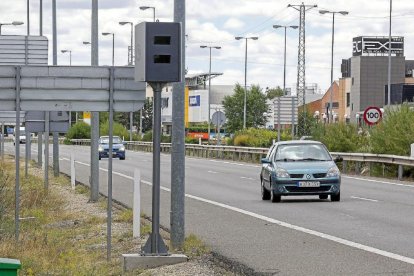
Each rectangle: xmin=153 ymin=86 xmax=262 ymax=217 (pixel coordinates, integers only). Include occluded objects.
xmin=363 ymin=106 xmax=382 ymax=125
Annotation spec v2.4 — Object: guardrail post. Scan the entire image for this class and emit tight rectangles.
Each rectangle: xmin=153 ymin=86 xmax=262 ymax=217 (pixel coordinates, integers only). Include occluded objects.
xmin=398 ymin=165 xmax=403 ymax=181
xmin=355 ymin=162 xmax=360 ymax=175
xmin=342 ymin=160 xmax=347 ymax=174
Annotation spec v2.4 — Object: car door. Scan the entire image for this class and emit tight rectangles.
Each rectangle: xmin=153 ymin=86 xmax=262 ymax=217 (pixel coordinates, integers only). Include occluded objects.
xmin=262 ymin=145 xmax=277 ymax=190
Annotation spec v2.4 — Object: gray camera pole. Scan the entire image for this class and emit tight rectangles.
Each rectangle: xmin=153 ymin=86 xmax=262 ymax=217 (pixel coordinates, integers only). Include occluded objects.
xmin=143 ymin=82 xmax=168 ymax=255
xmin=171 ymin=0 xmax=186 ymax=251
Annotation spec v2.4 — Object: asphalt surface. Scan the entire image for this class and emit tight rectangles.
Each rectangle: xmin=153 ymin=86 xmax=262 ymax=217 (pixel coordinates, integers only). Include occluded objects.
xmin=6 ymin=143 xmax=414 ymax=275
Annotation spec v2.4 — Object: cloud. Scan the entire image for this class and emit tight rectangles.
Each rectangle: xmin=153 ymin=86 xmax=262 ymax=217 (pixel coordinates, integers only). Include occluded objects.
xmin=223 ymin=18 xmax=245 ymax=30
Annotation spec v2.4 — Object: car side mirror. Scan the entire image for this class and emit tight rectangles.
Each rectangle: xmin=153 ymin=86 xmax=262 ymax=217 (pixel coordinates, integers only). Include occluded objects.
xmin=261 ymin=158 xmax=271 ymax=164
xmin=334 ymin=156 xmax=343 ymax=163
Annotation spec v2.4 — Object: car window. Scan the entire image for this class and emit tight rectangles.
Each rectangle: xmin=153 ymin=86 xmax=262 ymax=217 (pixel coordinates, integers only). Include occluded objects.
xmin=99 ymin=137 xmax=122 ymax=144
xmin=274 ymin=144 xmax=331 ymax=162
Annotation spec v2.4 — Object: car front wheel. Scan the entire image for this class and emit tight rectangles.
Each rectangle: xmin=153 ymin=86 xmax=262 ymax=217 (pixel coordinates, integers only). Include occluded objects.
xmin=331 ymin=192 xmax=341 ymax=202
xmin=270 ymin=187 xmax=281 ymax=203
xmin=261 ymin=179 xmax=270 ymax=200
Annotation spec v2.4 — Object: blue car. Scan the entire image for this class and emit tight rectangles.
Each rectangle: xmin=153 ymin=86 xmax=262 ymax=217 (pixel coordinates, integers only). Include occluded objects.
xmin=98 ymin=136 xmax=126 ymax=160
xmin=260 ymin=140 xmax=342 ymax=203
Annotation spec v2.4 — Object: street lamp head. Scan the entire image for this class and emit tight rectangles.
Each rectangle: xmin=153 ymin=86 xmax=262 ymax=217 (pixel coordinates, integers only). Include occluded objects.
xmin=235 ymin=36 xmax=244 ymax=40
xmin=273 ymin=25 xmax=282 ymax=29
xmin=102 ymin=32 xmax=112 ymax=36
xmin=214 ymin=46 xmax=222 ymax=49
xmin=250 ymin=37 xmax=259 ymax=40
xmin=289 ymin=25 xmax=299 ymax=29
xmin=319 ymin=10 xmax=330 ymax=14
xmin=83 ymin=41 xmax=91 ymax=45
xmin=119 ymin=21 xmax=131 ymax=25
xmin=61 ymin=50 xmax=69 ymax=53
xmin=339 ymin=11 xmax=349 ymax=15
xmin=139 ymin=6 xmax=150 ymax=10
xmin=200 ymin=45 xmax=207 ymax=48
xmin=12 ymin=21 xmax=24 ymax=26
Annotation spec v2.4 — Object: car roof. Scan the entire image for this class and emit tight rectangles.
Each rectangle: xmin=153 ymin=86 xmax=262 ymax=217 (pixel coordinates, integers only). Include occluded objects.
xmin=274 ymin=140 xmax=323 ymax=146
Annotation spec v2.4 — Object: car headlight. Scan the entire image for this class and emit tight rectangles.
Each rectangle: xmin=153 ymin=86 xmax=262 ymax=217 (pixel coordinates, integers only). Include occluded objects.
xmin=119 ymin=146 xmax=125 ymax=152
xmin=98 ymin=145 xmax=104 ymax=152
xmin=326 ymin=166 xmax=340 ymax=177
xmin=275 ymin=168 xmax=290 ymax=178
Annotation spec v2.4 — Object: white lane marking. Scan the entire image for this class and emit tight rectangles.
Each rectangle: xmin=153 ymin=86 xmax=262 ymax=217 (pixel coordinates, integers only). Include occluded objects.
xmin=207 ymin=170 xmax=218 ymax=174
xmin=344 ymin=176 xmax=414 ymax=189
xmin=61 ymin=158 xmax=414 ymax=266
xmin=351 ymin=196 xmax=379 ymax=202
xmin=240 ymin=176 xmax=255 ymax=181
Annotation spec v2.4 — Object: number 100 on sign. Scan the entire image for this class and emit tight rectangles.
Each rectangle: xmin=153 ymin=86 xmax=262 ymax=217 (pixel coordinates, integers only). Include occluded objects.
xmin=363 ymin=106 xmax=382 ymax=125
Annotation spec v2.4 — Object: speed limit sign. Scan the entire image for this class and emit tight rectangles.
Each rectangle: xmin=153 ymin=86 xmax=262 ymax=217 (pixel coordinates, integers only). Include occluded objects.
xmin=363 ymin=106 xmax=382 ymax=125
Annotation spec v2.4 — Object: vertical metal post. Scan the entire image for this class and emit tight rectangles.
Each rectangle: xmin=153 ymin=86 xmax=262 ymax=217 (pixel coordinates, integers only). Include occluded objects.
xmin=129 ymin=111 xmax=133 ymax=141
xmin=277 ymin=97 xmax=281 ymax=142
xmin=37 ymin=132 xmax=42 ymax=166
xmin=171 ymin=0 xmax=186 ymax=250
xmin=52 ymin=0 xmax=59 ymax=178
xmin=107 ymin=67 xmax=114 ymax=261
xmin=283 ymin=27 xmax=287 ymax=94
xmin=207 ymin=47 xmax=211 ymax=143
xmin=27 ymin=0 xmax=30 ymax=35
xmin=329 ymin=13 xmax=335 ymax=123
xmin=39 ymin=0 xmax=43 ymax=36
xmin=291 ymin=97 xmax=294 ymax=139
xmin=143 ymin=83 xmax=168 ymax=255
xmin=53 ymin=133 xmax=59 ymax=177
xmin=243 ymin=38 xmax=248 ymax=129
xmin=44 ymin=112 xmax=49 ymax=189
xmin=25 ymin=131 xmax=29 ymax=177
xmin=15 ymin=66 xmax=21 ymax=242
xmin=1 ymin=122 xmax=4 ymax=162
xmin=90 ymin=0 xmax=100 ymax=202
xmin=387 ymin=0 xmax=392 ymax=107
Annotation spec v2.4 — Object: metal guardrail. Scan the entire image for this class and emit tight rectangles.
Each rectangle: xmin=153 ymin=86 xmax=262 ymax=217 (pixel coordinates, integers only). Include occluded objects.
xmin=70 ymin=139 xmax=414 ymax=181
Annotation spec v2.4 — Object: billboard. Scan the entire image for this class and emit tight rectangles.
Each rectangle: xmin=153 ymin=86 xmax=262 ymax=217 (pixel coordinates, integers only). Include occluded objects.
xmin=189 ymin=95 xmax=201 ymax=107
xmin=352 ymin=36 xmax=404 ymax=56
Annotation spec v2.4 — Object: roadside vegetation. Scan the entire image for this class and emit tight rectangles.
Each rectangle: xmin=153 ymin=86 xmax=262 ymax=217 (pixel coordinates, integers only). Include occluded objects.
xmin=0 ymin=158 xmax=211 ymax=274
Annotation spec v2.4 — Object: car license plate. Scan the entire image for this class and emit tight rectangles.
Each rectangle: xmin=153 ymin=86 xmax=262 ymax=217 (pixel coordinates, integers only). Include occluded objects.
xmin=298 ymin=181 xmax=320 ymax=187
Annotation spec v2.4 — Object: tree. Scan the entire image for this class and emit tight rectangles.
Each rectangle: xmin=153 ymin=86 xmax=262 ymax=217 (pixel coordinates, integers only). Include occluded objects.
xmin=222 ymin=84 xmax=269 ymax=133
xmin=142 ymin=98 xmax=153 ymax=132
xmin=265 ymin=86 xmax=284 ymax=99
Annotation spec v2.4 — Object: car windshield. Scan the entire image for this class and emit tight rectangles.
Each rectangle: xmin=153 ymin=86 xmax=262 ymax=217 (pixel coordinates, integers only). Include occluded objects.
xmin=274 ymin=144 xmax=331 ymax=162
xmin=100 ymin=137 xmax=122 ymax=144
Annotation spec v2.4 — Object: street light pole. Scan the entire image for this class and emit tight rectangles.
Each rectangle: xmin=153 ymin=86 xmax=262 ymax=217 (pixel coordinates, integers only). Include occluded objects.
xmin=319 ymin=9 xmax=348 ymax=123
xmin=200 ymin=45 xmax=221 ymax=143
xmin=235 ymin=36 xmax=259 ymax=129
xmin=61 ymin=50 xmax=72 ymax=66
xmin=387 ymin=0 xmax=392 ymax=107
xmin=273 ymin=25 xmax=298 ymax=141
xmin=140 ymin=6 xmax=156 ymax=22
xmin=0 ymin=21 xmax=24 ymax=35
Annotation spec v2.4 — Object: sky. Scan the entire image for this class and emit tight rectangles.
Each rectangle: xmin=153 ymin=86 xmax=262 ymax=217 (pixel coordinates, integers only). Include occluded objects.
xmin=1 ymin=0 xmax=413 ymax=94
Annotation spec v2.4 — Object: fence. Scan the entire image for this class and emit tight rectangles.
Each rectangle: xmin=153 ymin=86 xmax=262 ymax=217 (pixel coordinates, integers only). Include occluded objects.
xmin=69 ymin=139 xmax=414 ymax=181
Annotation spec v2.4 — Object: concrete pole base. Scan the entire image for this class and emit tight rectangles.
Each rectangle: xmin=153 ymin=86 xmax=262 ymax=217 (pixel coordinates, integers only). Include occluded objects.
xmin=122 ymin=254 xmax=188 ymax=272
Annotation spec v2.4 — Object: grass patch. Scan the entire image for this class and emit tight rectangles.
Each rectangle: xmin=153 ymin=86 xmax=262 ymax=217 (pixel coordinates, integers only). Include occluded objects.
xmin=75 ymin=184 xmax=89 ymax=195
xmin=182 ymin=234 xmax=210 ymax=258
xmin=116 ymin=209 xmax=133 ymax=223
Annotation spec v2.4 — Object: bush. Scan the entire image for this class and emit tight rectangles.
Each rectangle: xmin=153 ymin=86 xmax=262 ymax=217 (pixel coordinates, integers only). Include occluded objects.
xmin=66 ymin=122 xmax=91 ymax=140
xmin=232 ymin=128 xmax=290 ymax=148
xmin=310 ymin=123 xmax=369 ymax=153
xmin=142 ymin=130 xmax=171 ymax=143
xmin=370 ymin=104 xmax=414 ymax=155
xmin=100 ymin=120 xmax=129 ymax=140
xmin=185 ymin=137 xmax=199 ymax=144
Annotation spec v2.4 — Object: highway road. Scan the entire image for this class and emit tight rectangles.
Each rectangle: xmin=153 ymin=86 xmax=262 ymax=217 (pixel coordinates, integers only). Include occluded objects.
xmin=6 ymin=143 xmax=414 ymax=275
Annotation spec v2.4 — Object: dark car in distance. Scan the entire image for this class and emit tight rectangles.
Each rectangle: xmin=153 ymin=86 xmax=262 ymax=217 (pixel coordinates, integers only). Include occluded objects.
xmin=98 ymin=136 xmax=126 ymax=160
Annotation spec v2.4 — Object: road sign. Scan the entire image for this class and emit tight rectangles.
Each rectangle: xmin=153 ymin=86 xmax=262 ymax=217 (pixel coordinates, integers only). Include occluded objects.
xmin=0 ymin=111 xmax=25 ymax=123
xmin=0 ymin=36 xmax=48 ymax=65
xmin=363 ymin=106 xmax=382 ymax=125
xmin=211 ymin=111 xmax=226 ymax=127
xmin=0 ymin=66 xmax=146 ymax=112
xmin=25 ymin=111 xmax=69 ymax=133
